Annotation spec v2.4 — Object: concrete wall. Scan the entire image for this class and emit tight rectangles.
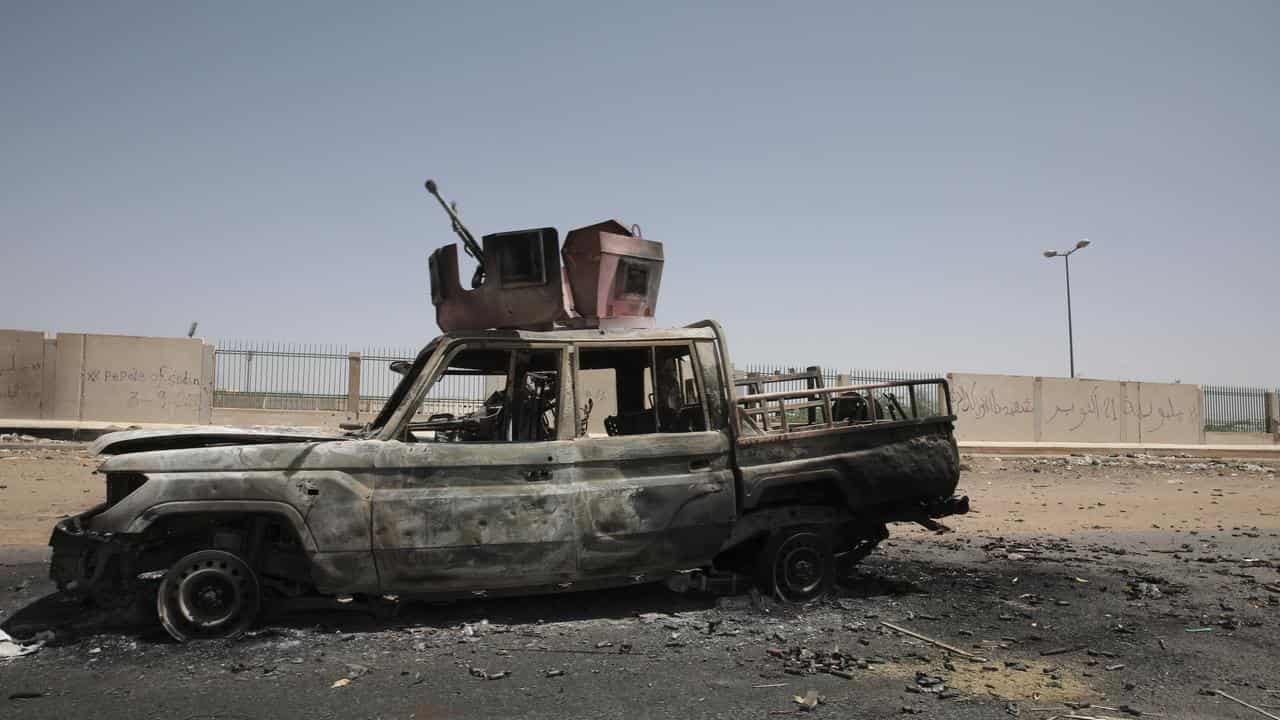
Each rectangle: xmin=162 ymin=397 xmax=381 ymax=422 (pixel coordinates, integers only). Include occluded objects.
xmin=54 ymin=333 xmax=213 ymax=424
xmin=949 ymin=373 xmax=1038 ymax=442
xmin=0 ymin=330 xmax=47 ymax=419
xmin=0 ymin=330 xmax=45 ymax=419
xmin=949 ymin=373 xmax=1205 ymax=444
xmin=1039 ymin=377 xmax=1140 ymax=443
xmin=3 ymin=331 xmax=215 ymax=425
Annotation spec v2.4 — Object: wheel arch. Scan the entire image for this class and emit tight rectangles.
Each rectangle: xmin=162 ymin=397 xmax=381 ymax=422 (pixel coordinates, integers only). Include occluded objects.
xmin=747 ymin=468 xmax=852 ymax=511
xmin=125 ymin=500 xmax=319 ymax=553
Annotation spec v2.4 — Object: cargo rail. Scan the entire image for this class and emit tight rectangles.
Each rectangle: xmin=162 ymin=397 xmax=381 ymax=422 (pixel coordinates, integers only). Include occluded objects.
xmin=734 ymin=371 xmax=952 ymax=436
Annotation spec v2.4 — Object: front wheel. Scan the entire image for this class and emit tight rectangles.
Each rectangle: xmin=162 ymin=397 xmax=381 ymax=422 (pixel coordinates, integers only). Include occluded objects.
xmin=157 ymin=549 xmax=261 ymax=642
xmin=755 ymin=525 xmax=835 ymax=604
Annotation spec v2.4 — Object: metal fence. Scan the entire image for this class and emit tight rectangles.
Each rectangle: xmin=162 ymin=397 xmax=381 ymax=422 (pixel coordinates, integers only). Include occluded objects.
xmin=213 ymin=341 xmax=355 ymax=411
xmin=212 ymin=342 xmax=1274 ymax=433
xmin=213 ymin=341 xmax=493 ymax=416
xmin=1202 ymin=384 xmax=1275 ymax=433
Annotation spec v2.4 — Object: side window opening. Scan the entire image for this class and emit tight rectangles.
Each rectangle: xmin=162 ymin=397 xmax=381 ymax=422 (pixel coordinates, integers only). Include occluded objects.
xmin=407 ymin=347 xmax=560 ymax=443
xmin=577 ymin=345 xmax=706 ymax=437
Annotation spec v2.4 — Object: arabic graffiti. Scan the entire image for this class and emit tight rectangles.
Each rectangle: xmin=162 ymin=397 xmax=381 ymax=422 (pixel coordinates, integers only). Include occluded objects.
xmin=0 ymin=353 xmax=43 ymax=412
xmin=1042 ymin=384 xmax=1200 ymax=436
xmin=953 ymin=380 xmax=1034 ymax=420
xmin=1044 ymin=385 xmax=1123 ymax=432
xmin=950 ymin=374 xmax=1203 ymax=444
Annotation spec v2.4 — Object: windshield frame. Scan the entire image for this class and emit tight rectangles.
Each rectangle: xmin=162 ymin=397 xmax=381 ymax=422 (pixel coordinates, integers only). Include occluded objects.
xmin=364 ymin=336 xmax=443 ymax=437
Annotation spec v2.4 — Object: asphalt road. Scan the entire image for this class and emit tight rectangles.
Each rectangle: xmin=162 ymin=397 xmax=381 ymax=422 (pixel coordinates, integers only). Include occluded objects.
xmin=2 ymin=455 xmax=1279 ymax=719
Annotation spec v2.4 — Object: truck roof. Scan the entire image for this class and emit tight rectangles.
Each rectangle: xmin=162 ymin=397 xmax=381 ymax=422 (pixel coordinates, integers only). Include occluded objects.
xmin=438 ymin=321 xmax=719 ymax=344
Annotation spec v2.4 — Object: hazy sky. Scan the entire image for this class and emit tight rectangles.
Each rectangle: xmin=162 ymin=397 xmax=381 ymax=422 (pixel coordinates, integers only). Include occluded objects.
xmin=3 ymin=1 xmax=1277 ymax=385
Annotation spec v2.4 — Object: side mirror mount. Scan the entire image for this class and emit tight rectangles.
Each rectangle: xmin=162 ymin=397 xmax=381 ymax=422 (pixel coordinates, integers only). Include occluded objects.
xmin=390 ymin=360 xmax=412 ymax=375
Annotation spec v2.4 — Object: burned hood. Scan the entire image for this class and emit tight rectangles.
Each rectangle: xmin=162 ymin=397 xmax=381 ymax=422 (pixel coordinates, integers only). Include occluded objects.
xmin=91 ymin=425 xmax=350 ymax=456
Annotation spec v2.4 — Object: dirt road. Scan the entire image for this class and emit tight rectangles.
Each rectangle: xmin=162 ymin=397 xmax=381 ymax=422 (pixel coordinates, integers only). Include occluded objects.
xmin=2 ymin=447 xmax=1278 ymax=719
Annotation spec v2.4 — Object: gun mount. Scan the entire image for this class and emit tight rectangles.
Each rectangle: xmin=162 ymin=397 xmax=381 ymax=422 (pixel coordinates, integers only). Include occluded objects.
xmin=425 ymin=181 xmax=663 ymax=333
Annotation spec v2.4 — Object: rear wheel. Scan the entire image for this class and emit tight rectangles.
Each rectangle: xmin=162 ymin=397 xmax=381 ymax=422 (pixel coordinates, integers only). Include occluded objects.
xmin=756 ymin=525 xmax=835 ymax=604
xmin=157 ymin=549 xmax=261 ymax=642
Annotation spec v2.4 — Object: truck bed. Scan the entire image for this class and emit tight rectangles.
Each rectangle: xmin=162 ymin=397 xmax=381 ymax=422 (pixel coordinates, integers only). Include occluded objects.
xmin=731 ymin=372 xmax=961 ymax=514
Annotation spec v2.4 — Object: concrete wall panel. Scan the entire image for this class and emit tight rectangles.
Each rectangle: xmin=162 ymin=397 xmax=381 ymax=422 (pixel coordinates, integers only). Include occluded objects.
xmin=52 ymin=333 xmax=86 ymax=420
xmin=0 ymin=330 xmax=46 ymax=419
xmin=948 ymin=373 xmax=1038 ymax=442
xmin=1136 ymin=383 xmax=1203 ymax=444
xmin=72 ymin=334 xmax=212 ymax=423
xmin=1039 ymin=377 xmax=1133 ymax=443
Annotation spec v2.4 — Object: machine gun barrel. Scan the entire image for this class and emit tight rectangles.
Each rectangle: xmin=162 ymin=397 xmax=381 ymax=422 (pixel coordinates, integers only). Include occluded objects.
xmin=425 ymin=179 xmax=486 ymax=286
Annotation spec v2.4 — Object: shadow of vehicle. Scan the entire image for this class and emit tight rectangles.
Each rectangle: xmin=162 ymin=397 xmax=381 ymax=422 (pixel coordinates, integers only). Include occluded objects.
xmin=2 ymin=554 xmax=959 ymax=644
xmin=2 ymin=581 xmax=725 ymax=645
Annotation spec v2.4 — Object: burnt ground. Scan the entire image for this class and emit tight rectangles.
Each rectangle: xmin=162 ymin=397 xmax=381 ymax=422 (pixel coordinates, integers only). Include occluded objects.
xmin=1 ymin=451 xmax=1279 ymax=719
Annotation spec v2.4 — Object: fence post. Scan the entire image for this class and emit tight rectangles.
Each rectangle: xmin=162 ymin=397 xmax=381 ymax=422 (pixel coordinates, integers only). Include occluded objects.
xmin=347 ymin=352 xmax=361 ymax=420
xmin=1266 ymin=391 xmax=1278 ymax=436
xmin=836 ymin=373 xmax=850 ymax=387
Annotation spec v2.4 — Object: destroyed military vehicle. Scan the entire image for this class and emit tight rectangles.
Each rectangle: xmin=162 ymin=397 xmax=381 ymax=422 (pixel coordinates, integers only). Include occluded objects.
xmin=49 ymin=181 xmax=967 ymax=641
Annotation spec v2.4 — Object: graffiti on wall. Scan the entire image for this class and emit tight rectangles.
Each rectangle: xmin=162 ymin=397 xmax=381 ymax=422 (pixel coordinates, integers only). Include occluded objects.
xmin=1044 ymin=384 xmax=1199 ymax=435
xmin=953 ymin=378 xmax=1034 ymax=420
xmin=81 ymin=364 xmax=208 ymax=416
xmin=0 ymin=355 xmax=42 ymax=407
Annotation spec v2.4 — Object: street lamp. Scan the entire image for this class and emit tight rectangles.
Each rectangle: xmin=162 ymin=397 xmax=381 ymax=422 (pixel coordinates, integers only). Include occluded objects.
xmin=1042 ymin=239 xmax=1091 ymax=378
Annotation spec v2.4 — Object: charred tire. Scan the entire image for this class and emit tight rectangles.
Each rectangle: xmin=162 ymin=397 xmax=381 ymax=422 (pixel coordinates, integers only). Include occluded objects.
xmin=157 ymin=550 xmax=261 ymax=642
xmin=756 ymin=525 xmax=835 ymax=604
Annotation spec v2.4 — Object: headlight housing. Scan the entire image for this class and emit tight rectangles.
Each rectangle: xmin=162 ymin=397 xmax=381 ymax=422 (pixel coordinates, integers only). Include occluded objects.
xmin=105 ymin=472 xmax=148 ymax=507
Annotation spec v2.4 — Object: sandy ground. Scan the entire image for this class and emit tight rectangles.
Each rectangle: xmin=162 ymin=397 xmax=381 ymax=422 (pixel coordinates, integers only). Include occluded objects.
xmin=1 ymin=446 xmax=1278 ymax=719
xmin=0 ymin=445 xmax=100 ymax=547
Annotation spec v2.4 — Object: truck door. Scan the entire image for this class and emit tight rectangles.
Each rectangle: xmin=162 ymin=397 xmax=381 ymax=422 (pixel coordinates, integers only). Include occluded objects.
xmin=371 ymin=343 xmax=580 ymax=594
xmin=572 ymin=342 xmax=735 ymax=579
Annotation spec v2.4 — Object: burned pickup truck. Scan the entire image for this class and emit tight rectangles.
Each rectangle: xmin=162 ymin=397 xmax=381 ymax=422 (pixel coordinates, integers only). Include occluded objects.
xmin=49 ymin=182 xmax=966 ymax=641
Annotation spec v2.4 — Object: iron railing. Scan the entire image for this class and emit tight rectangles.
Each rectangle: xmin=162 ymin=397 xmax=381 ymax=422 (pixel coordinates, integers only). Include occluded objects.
xmin=1202 ymin=384 xmax=1273 ymax=433
xmin=213 ymin=341 xmax=354 ymax=411
xmin=213 ymin=341 xmax=494 ymax=416
xmin=737 ymin=364 xmax=948 ymax=418
xmin=735 ymin=377 xmax=952 ymax=439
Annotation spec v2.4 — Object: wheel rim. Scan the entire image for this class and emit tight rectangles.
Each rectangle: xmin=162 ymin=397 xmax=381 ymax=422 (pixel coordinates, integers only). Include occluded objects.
xmin=772 ymin=533 xmax=830 ymax=603
xmin=158 ymin=550 xmax=259 ymax=641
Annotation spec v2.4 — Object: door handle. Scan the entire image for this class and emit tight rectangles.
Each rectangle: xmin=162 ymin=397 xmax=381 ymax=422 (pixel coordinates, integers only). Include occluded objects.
xmin=689 ymin=459 xmax=711 ymax=472
xmin=525 ymin=469 xmax=552 ymax=482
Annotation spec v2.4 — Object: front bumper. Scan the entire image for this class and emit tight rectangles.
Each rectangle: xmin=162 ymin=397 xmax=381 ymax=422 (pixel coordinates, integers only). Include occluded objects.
xmin=48 ymin=505 xmax=132 ymax=593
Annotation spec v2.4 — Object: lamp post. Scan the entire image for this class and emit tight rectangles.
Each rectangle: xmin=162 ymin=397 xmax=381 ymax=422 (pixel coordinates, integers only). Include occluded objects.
xmin=1042 ymin=239 xmax=1090 ymax=378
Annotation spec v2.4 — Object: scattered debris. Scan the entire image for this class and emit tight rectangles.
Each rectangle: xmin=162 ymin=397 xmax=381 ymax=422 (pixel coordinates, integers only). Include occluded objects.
xmin=1041 ymin=645 xmax=1086 ymax=657
xmin=468 ymin=666 xmax=510 ymax=680
xmin=881 ymin=621 xmax=988 ymax=661
xmin=793 ymin=689 xmax=821 ymax=711
xmin=911 ymin=672 xmax=946 ymax=694
xmin=1127 ymin=582 xmax=1163 ymax=600
xmin=330 ymin=678 xmax=351 ymax=689
xmin=0 ymin=630 xmax=43 ymax=661
xmin=1214 ymin=690 xmax=1280 ymax=720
